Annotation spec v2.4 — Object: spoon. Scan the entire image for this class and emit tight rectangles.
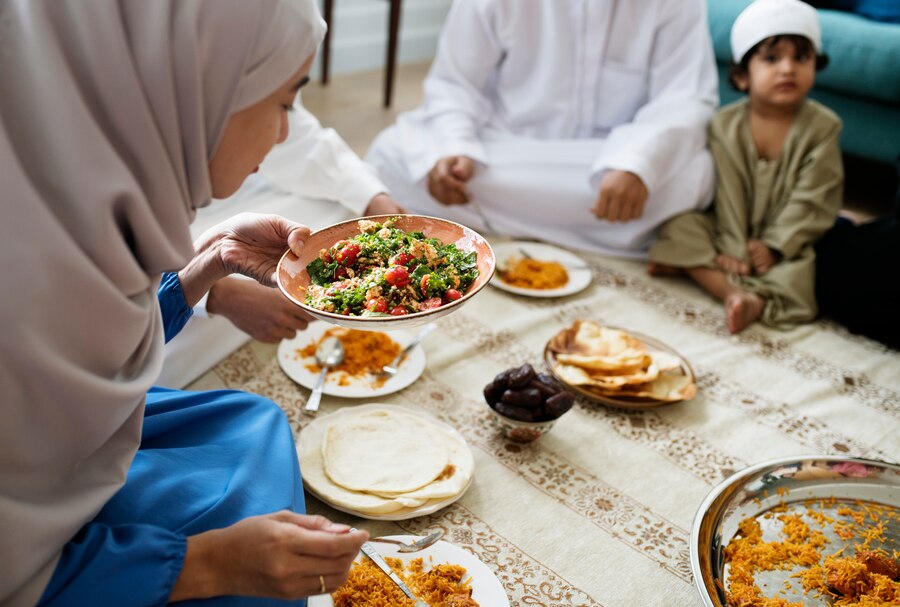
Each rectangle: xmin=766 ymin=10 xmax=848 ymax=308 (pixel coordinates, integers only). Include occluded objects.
xmin=369 ymin=529 xmax=444 ymax=553
xmin=381 ymin=324 xmax=437 ymax=376
xmin=305 ymin=337 xmax=344 ymax=412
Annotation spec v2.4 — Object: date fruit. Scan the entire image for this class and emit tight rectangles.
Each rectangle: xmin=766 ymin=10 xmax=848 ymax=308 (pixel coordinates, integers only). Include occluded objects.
xmin=484 ymin=363 xmax=575 ymax=422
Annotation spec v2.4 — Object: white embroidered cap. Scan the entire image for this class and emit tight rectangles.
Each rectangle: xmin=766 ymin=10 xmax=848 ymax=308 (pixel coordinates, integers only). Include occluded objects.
xmin=730 ymin=0 xmax=822 ymax=63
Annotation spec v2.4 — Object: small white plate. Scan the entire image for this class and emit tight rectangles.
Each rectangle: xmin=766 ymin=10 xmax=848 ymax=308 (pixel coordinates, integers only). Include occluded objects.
xmin=277 ymin=322 xmax=426 ymax=398
xmin=308 ymin=537 xmax=509 ymax=607
xmin=490 ymin=241 xmax=592 ymax=298
xmin=298 ymin=404 xmax=473 ymax=521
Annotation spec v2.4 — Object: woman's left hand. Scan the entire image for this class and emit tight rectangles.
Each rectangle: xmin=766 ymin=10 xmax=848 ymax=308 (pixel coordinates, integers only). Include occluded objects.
xmin=213 ymin=213 xmax=310 ymax=286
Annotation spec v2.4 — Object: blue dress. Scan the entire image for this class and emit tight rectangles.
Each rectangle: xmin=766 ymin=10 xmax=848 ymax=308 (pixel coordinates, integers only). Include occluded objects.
xmin=39 ymin=273 xmax=307 ymax=606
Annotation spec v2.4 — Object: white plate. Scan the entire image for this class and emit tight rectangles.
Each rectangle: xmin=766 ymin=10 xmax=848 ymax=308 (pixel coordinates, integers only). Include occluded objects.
xmin=277 ymin=322 xmax=426 ymax=398
xmin=308 ymin=537 xmax=509 ymax=607
xmin=297 ymin=404 xmax=473 ymax=521
xmin=490 ymin=241 xmax=592 ymax=298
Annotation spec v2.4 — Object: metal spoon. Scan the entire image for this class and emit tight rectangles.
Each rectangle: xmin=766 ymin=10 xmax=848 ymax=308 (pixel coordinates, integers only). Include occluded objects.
xmin=305 ymin=337 xmax=344 ymax=412
xmin=381 ymin=324 xmax=437 ymax=376
xmin=369 ymin=529 xmax=444 ymax=553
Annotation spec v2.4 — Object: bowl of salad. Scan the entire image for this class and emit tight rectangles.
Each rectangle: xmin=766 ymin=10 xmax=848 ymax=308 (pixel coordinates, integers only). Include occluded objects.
xmin=277 ymin=215 xmax=496 ymax=330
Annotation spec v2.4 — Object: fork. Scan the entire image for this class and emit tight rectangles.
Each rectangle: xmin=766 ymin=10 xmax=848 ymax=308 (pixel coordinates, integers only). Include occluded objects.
xmin=518 ymin=246 xmax=591 ymax=270
xmin=381 ymin=324 xmax=437 ymax=376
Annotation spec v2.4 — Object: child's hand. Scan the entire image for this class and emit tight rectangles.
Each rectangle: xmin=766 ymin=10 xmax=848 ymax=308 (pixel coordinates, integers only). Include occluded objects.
xmin=715 ymin=253 xmax=751 ymax=276
xmin=747 ymin=240 xmax=780 ymax=275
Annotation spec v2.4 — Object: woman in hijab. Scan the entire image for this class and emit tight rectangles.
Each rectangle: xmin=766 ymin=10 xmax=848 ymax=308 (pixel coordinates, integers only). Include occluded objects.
xmin=0 ymin=1 xmax=367 ymax=605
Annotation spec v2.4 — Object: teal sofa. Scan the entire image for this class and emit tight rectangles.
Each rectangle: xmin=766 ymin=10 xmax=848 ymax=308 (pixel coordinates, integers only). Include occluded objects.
xmin=707 ymin=0 xmax=900 ymax=165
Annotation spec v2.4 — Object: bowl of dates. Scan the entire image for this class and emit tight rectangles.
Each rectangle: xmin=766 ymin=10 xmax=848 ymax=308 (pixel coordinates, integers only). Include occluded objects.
xmin=483 ymin=363 xmax=575 ymax=442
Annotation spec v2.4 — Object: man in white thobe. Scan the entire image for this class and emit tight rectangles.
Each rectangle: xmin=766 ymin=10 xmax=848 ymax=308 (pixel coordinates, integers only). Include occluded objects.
xmin=159 ymin=102 xmax=402 ymax=388
xmin=366 ymin=0 xmax=719 ymax=257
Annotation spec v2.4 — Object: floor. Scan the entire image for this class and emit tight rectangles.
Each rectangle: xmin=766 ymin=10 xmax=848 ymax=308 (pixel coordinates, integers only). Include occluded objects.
xmin=301 ymin=61 xmax=430 ymax=157
xmin=302 ymin=62 xmax=897 ymax=217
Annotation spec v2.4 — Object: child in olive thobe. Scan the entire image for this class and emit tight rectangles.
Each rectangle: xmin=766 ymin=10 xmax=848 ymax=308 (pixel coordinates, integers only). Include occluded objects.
xmin=648 ymin=0 xmax=843 ymax=333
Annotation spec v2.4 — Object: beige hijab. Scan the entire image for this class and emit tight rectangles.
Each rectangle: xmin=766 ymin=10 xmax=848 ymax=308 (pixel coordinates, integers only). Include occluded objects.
xmin=0 ymin=1 xmax=324 ymax=604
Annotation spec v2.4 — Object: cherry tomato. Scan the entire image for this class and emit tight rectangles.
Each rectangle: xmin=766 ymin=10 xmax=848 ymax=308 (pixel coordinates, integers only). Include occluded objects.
xmin=420 ymin=274 xmax=430 ymax=296
xmin=390 ymin=306 xmax=409 ymax=316
xmin=322 ymin=251 xmax=333 ymax=264
xmin=420 ymin=297 xmax=442 ymax=310
xmin=333 ymin=266 xmax=349 ymax=280
xmin=365 ymin=297 xmax=388 ymax=313
xmin=389 ymin=252 xmax=415 ymax=267
xmin=384 ymin=265 xmax=410 ymax=287
xmin=443 ymin=288 xmax=462 ymax=303
xmin=334 ymin=243 xmax=360 ymax=266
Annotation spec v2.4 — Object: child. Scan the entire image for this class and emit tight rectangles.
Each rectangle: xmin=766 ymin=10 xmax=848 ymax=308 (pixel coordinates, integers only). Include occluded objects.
xmin=648 ymin=0 xmax=843 ymax=334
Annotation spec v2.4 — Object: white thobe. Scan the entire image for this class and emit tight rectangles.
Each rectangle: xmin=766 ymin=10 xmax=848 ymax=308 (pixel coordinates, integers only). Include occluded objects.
xmin=366 ymin=0 xmax=719 ymax=257
xmin=158 ymin=102 xmax=387 ymax=388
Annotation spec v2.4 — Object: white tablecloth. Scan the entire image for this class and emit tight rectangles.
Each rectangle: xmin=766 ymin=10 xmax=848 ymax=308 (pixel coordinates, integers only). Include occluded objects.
xmin=187 ymin=250 xmax=900 ymax=607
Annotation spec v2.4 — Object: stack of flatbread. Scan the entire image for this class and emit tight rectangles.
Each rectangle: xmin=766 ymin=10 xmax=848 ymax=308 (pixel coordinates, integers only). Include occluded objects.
xmin=548 ymin=320 xmax=696 ymax=403
xmin=299 ymin=408 xmax=474 ymax=516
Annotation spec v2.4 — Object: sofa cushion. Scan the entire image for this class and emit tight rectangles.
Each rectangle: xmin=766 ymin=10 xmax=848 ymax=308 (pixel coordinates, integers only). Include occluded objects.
xmin=708 ymin=0 xmax=900 ymax=104
xmin=813 ymin=0 xmax=900 ymax=24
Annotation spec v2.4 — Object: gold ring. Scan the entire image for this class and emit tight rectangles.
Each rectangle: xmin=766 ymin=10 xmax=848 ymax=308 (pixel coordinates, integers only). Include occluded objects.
xmin=319 ymin=574 xmax=326 ymax=594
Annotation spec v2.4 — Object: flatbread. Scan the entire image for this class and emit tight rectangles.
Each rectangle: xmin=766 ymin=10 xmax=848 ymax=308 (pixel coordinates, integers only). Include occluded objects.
xmin=323 ymin=409 xmax=448 ymax=493
xmin=300 ymin=408 xmax=474 ymax=516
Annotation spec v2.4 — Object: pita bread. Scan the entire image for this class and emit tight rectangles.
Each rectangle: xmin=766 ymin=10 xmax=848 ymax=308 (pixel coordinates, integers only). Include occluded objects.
xmin=323 ymin=409 xmax=448 ymax=493
xmin=300 ymin=408 xmax=474 ymax=515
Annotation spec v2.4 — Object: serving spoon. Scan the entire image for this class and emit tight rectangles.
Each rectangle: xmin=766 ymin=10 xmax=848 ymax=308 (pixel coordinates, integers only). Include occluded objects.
xmin=369 ymin=529 xmax=445 ymax=553
xmin=305 ymin=337 xmax=344 ymax=412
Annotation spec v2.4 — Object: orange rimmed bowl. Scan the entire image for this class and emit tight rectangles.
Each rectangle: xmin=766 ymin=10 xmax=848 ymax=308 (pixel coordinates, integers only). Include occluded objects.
xmin=276 ymin=215 xmax=495 ymax=331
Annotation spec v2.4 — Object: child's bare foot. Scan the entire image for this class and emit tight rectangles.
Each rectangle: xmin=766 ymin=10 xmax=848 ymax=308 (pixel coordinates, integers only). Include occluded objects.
xmin=647 ymin=262 xmax=684 ymax=276
xmin=724 ymin=292 xmax=765 ymax=334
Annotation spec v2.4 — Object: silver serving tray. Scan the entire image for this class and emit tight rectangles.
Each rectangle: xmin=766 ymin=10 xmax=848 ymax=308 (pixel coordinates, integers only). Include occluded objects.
xmin=691 ymin=455 xmax=900 ymax=607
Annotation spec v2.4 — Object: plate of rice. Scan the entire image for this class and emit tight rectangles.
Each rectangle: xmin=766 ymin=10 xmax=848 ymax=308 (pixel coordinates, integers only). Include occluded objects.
xmin=308 ymin=536 xmax=509 ymax=607
xmin=490 ymin=241 xmax=591 ymax=298
xmin=278 ymin=321 xmax=426 ymax=398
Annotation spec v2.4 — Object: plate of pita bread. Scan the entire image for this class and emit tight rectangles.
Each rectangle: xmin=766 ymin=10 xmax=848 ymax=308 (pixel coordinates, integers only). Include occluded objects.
xmin=544 ymin=320 xmax=697 ymax=409
xmin=297 ymin=405 xmax=474 ymax=520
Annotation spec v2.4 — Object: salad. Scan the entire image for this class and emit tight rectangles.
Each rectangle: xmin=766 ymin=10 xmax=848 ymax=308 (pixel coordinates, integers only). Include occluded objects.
xmin=304 ymin=218 xmax=479 ymax=316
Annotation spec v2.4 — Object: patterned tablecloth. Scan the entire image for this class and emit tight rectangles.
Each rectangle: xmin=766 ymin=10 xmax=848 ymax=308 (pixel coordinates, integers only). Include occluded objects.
xmin=188 ymin=251 xmax=900 ymax=607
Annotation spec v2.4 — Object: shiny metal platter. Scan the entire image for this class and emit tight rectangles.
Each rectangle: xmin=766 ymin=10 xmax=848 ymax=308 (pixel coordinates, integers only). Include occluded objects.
xmin=691 ymin=455 xmax=900 ymax=607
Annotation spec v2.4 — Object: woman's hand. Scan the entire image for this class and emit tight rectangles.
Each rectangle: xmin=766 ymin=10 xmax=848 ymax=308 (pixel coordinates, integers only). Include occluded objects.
xmin=207 ymin=278 xmax=312 ymax=342
xmin=593 ymin=170 xmax=649 ymax=222
xmin=213 ymin=213 xmax=310 ymax=285
xmin=178 ymin=213 xmax=310 ymax=307
xmin=364 ymin=193 xmax=407 ymax=216
xmin=171 ymin=512 xmax=368 ymax=602
xmin=427 ymin=156 xmax=475 ymax=205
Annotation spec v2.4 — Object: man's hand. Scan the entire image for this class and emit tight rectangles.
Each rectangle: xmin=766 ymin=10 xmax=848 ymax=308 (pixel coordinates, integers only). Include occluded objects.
xmin=427 ymin=156 xmax=475 ymax=205
xmin=715 ymin=253 xmax=751 ymax=276
xmin=747 ymin=239 xmax=780 ymax=275
xmin=593 ymin=170 xmax=649 ymax=222
xmin=171 ymin=512 xmax=368 ymax=602
xmin=207 ymin=278 xmax=312 ymax=342
xmin=364 ymin=193 xmax=407 ymax=216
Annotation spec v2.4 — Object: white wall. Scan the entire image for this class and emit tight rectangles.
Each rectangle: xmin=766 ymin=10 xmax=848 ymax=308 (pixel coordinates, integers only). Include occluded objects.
xmin=310 ymin=0 xmax=451 ymax=78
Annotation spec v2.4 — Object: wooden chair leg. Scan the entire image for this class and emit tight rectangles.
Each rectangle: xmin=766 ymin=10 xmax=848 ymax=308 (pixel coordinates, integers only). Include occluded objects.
xmin=384 ymin=0 xmax=402 ymax=107
xmin=321 ymin=0 xmax=334 ymax=84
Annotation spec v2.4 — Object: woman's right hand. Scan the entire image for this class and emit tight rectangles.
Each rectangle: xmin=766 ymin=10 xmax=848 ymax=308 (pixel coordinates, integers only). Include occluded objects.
xmin=170 ymin=512 xmax=368 ymax=602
